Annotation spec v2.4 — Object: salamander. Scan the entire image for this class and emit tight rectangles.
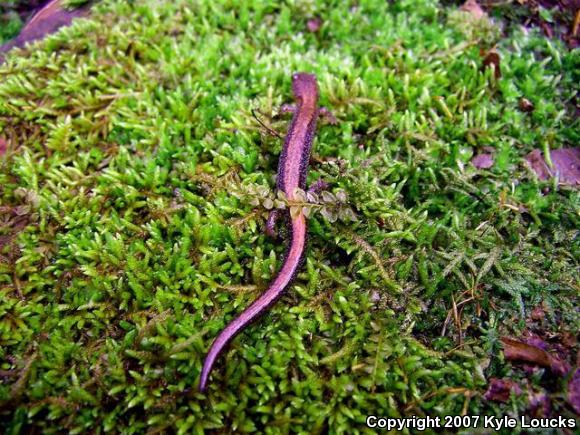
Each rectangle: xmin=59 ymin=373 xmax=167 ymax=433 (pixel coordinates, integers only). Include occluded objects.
xmin=199 ymin=72 xmax=324 ymax=392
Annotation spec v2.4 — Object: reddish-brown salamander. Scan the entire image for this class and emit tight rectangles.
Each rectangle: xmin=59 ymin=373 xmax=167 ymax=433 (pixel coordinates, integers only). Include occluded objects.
xmin=199 ymin=73 xmax=324 ymax=392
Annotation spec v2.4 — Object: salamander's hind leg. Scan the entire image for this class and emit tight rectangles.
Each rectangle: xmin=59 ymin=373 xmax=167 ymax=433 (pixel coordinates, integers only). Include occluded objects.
xmin=278 ymin=104 xmax=296 ymax=116
xmin=318 ymin=107 xmax=337 ymax=125
xmin=265 ymin=209 xmax=281 ymax=239
xmin=307 ymin=179 xmax=329 ymax=194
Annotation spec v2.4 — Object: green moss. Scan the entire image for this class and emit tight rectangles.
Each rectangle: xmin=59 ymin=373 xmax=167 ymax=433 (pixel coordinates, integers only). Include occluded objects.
xmin=0 ymin=0 xmax=578 ymax=433
xmin=0 ymin=11 xmax=22 ymax=44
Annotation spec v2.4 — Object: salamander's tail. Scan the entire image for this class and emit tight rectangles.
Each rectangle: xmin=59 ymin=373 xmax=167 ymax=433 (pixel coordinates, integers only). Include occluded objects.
xmin=199 ymin=215 xmax=306 ymax=392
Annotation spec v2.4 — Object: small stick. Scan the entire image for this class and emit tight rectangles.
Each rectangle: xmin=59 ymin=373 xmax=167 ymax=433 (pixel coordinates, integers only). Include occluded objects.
xmin=251 ymin=108 xmax=283 ymax=139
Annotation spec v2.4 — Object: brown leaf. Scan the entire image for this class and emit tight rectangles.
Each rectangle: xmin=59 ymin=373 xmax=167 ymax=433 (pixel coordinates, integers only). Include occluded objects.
xmin=461 ymin=0 xmax=487 ymax=20
xmin=484 ymin=378 xmax=523 ymax=402
xmin=306 ymin=17 xmax=322 ymax=33
xmin=471 ymin=153 xmax=494 ymax=169
xmin=482 ymin=49 xmax=501 ymax=79
xmin=573 ymin=10 xmax=580 ymax=38
xmin=519 ymin=98 xmax=535 ymax=113
xmin=526 ymin=149 xmax=552 ymax=181
xmin=540 ymin=21 xmax=554 ymax=39
xmin=501 ymin=337 xmax=570 ymax=376
xmin=525 ymin=148 xmax=580 ymax=186
xmin=0 ymin=136 xmax=7 ymax=156
xmin=523 ymin=334 xmax=549 ymax=351
xmin=550 ymin=148 xmax=580 ymax=185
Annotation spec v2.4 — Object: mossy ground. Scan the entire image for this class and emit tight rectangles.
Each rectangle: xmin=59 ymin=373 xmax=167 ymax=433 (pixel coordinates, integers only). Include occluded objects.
xmin=0 ymin=1 xmax=24 ymax=44
xmin=0 ymin=0 xmax=578 ymax=433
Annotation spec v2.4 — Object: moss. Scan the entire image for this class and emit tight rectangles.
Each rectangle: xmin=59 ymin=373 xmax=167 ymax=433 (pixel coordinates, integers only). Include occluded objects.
xmin=0 ymin=0 xmax=578 ymax=433
xmin=0 ymin=9 xmax=22 ymax=44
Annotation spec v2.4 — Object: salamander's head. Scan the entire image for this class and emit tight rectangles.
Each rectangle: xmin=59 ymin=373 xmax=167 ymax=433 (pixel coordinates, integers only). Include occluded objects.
xmin=291 ymin=72 xmax=318 ymax=101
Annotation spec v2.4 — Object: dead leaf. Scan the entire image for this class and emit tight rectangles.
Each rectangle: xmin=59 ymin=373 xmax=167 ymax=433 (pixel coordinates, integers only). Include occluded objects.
xmin=482 ymin=48 xmax=501 ymax=79
xmin=526 ymin=149 xmax=552 ymax=181
xmin=525 ymin=148 xmax=580 ymax=186
xmin=461 ymin=0 xmax=487 ymax=20
xmin=484 ymin=378 xmax=523 ymax=402
xmin=540 ymin=21 xmax=554 ymax=39
xmin=306 ymin=17 xmax=322 ymax=33
xmin=501 ymin=337 xmax=570 ymax=376
xmin=524 ymin=335 xmax=549 ymax=351
xmin=550 ymin=148 xmax=580 ymax=185
xmin=519 ymin=98 xmax=535 ymax=112
xmin=471 ymin=153 xmax=494 ymax=169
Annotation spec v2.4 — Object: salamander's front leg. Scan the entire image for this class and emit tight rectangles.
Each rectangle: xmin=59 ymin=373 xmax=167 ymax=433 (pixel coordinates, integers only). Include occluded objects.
xmin=278 ymin=104 xmax=296 ymax=116
xmin=279 ymin=104 xmax=336 ymax=125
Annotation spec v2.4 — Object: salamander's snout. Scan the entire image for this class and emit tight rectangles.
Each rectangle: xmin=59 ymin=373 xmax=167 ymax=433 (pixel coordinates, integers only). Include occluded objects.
xmin=291 ymin=72 xmax=318 ymax=100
